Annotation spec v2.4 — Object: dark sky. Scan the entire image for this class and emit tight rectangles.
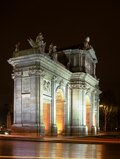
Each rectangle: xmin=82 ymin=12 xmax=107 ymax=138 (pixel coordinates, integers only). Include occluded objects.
xmin=0 ymin=0 xmax=120 ymax=105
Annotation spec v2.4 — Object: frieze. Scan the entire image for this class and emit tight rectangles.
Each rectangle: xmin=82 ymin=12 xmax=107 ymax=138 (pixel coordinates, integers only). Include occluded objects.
xmin=29 ymin=66 xmax=44 ymax=76
xmin=70 ymin=84 xmax=86 ymax=89
xmin=69 ymin=81 xmax=86 ymax=89
xmin=43 ymin=80 xmax=51 ymax=93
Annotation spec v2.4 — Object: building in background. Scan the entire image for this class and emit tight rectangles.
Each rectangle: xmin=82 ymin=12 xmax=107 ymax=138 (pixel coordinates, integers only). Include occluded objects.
xmin=8 ymin=33 xmax=101 ymax=136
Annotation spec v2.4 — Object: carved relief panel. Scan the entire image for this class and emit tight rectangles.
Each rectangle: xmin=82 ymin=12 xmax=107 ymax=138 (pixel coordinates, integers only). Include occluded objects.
xmin=43 ymin=79 xmax=51 ymax=96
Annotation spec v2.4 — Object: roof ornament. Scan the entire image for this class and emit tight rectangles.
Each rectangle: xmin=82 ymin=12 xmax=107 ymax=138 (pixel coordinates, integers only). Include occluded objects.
xmin=13 ymin=42 xmax=20 ymax=57
xmin=83 ymin=36 xmax=92 ymax=50
xmin=15 ymin=42 xmax=20 ymax=52
xmin=49 ymin=43 xmax=57 ymax=54
xmin=48 ymin=43 xmax=57 ymax=60
xmin=28 ymin=33 xmax=46 ymax=53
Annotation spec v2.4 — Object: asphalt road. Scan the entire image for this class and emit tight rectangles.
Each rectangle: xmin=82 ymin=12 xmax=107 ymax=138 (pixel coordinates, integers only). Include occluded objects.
xmin=0 ymin=139 xmax=120 ymax=159
xmin=1 ymin=134 xmax=120 ymax=144
xmin=0 ymin=134 xmax=120 ymax=158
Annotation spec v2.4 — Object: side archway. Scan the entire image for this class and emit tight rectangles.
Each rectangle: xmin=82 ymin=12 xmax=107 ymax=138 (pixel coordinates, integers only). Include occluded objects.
xmin=86 ymin=95 xmax=91 ymax=132
xmin=56 ymin=88 xmax=65 ymax=135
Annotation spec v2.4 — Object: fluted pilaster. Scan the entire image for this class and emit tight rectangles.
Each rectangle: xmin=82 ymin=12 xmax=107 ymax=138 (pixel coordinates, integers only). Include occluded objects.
xmin=51 ymin=76 xmax=57 ymax=135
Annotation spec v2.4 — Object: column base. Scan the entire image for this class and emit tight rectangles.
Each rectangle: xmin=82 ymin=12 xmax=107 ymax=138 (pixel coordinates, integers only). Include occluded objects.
xmin=64 ymin=125 xmax=71 ymax=136
xmin=91 ymin=126 xmax=97 ymax=135
xmin=11 ymin=123 xmax=39 ymax=136
xmin=97 ymin=127 xmax=100 ymax=133
xmin=39 ymin=124 xmax=45 ymax=136
xmin=51 ymin=124 xmax=57 ymax=136
xmin=70 ymin=125 xmax=88 ymax=136
xmin=82 ymin=125 xmax=88 ymax=135
xmin=79 ymin=125 xmax=88 ymax=136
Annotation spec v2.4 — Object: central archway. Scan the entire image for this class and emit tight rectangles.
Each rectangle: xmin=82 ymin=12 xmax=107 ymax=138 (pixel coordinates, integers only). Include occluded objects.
xmin=56 ymin=89 xmax=64 ymax=135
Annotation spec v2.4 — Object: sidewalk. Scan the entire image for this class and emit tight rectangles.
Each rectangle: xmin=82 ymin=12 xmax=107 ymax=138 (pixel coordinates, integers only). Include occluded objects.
xmin=1 ymin=134 xmax=120 ymax=144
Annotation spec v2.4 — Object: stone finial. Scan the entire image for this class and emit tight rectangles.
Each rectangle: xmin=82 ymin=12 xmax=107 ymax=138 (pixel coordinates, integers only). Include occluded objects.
xmin=83 ymin=36 xmax=92 ymax=50
xmin=85 ymin=36 xmax=90 ymax=43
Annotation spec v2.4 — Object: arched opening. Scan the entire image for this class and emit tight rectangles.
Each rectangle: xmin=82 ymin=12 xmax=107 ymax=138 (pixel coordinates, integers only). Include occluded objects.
xmin=86 ymin=95 xmax=91 ymax=132
xmin=43 ymin=102 xmax=50 ymax=135
xmin=56 ymin=89 xmax=64 ymax=135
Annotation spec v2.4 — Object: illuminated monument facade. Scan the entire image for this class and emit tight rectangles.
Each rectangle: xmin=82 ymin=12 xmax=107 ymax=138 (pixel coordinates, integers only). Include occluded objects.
xmin=8 ymin=33 xmax=101 ymax=136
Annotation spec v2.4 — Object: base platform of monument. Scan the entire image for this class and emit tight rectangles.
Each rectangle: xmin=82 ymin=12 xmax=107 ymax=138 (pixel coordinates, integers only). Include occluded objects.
xmin=11 ymin=124 xmax=40 ymax=136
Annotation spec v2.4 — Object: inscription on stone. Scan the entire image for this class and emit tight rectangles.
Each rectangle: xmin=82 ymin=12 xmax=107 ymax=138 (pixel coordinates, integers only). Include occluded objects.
xmin=22 ymin=77 xmax=30 ymax=93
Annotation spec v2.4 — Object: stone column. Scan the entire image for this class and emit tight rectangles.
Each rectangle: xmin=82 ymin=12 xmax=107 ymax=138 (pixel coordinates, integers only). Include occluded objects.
xmin=95 ymin=94 xmax=100 ymax=133
xmin=91 ymin=91 xmax=97 ymax=135
xmin=29 ymin=69 xmax=36 ymax=134
xmin=51 ymin=76 xmax=57 ymax=136
xmin=12 ymin=69 xmax=22 ymax=128
xmin=30 ymin=74 xmax=37 ymax=125
xmin=78 ymin=88 xmax=82 ymax=124
xmin=64 ymin=83 xmax=71 ymax=135
xmin=29 ymin=68 xmax=45 ymax=136
xmin=39 ymin=71 xmax=45 ymax=135
xmin=81 ymin=86 xmax=88 ymax=135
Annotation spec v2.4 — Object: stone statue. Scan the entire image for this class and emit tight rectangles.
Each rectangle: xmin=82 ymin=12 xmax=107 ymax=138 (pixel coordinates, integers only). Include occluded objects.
xmin=36 ymin=32 xmax=44 ymax=44
xmin=49 ymin=43 xmax=54 ymax=54
xmin=49 ymin=43 xmax=57 ymax=54
xmin=48 ymin=43 xmax=57 ymax=60
xmin=28 ymin=33 xmax=46 ymax=53
xmin=15 ymin=42 xmax=20 ymax=52
xmin=53 ymin=45 xmax=57 ymax=53
xmin=83 ymin=36 xmax=92 ymax=50
xmin=27 ymin=38 xmax=38 ymax=48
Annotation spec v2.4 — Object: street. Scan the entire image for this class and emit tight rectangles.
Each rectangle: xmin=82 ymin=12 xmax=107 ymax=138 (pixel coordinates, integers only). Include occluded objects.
xmin=0 ymin=139 xmax=120 ymax=159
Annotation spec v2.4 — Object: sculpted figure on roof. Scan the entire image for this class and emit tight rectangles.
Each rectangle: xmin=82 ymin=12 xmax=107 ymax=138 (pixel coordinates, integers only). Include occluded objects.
xmin=83 ymin=36 xmax=92 ymax=50
xmin=28 ymin=32 xmax=46 ymax=53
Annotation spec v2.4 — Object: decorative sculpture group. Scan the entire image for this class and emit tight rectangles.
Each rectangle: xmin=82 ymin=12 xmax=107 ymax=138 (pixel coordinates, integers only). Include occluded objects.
xmin=28 ymin=32 xmax=46 ymax=53
xmin=14 ymin=33 xmax=92 ymax=61
xmin=27 ymin=33 xmax=57 ymax=59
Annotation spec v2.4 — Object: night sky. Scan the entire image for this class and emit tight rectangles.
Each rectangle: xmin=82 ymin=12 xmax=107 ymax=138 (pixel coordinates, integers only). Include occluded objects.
xmin=0 ymin=0 xmax=120 ymax=106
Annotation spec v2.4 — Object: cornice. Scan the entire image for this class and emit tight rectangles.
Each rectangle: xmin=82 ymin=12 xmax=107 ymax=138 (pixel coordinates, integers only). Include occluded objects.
xmin=8 ymin=53 xmax=72 ymax=81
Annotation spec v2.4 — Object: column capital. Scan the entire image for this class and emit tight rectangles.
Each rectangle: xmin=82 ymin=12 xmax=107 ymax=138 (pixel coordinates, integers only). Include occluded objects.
xmin=69 ymin=82 xmax=87 ymax=90
xmin=29 ymin=66 xmax=45 ymax=77
xmin=52 ymin=75 xmax=57 ymax=82
xmin=12 ymin=69 xmax=22 ymax=79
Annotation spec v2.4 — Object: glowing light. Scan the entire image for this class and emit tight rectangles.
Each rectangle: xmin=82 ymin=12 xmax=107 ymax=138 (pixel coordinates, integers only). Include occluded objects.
xmin=56 ymin=89 xmax=64 ymax=135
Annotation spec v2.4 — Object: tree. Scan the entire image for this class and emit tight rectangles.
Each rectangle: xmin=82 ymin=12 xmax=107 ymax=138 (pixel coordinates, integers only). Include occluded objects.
xmin=99 ymin=90 xmax=118 ymax=131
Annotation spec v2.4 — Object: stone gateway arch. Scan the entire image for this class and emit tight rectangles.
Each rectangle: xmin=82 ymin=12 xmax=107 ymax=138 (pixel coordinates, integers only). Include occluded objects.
xmin=8 ymin=34 xmax=101 ymax=136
